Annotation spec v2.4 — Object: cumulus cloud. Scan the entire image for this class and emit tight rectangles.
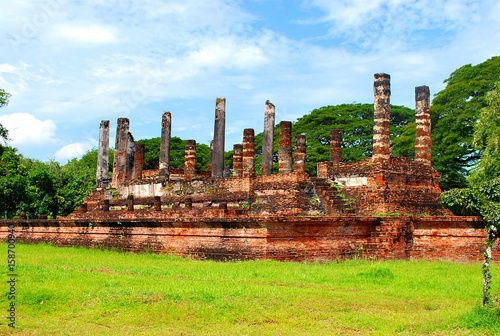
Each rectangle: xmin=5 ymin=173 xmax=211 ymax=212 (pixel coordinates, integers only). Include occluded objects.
xmin=54 ymin=140 xmax=95 ymax=163
xmin=47 ymin=23 xmax=120 ymax=44
xmin=0 ymin=113 xmax=57 ymax=146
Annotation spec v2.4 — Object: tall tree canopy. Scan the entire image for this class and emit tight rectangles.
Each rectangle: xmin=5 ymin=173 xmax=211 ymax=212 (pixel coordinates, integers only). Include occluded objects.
xmin=469 ymin=85 xmax=500 ymax=185
xmin=432 ymin=56 xmax=500 ymax=190
xmin=440 ymin=83 xmax=500 ymax=306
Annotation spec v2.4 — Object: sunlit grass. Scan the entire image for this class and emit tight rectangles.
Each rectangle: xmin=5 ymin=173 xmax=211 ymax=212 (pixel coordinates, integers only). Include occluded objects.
xmin=1 ymin=243 xmax=499 ymax=335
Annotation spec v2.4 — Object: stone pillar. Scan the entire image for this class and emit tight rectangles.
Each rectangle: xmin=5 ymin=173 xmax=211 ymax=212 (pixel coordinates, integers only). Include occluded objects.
xmin=278 ymin=121 xmax=292 ymax=174
xmin=294 ymin=134 xmax=306 ymax=174
xmin=159 ymin=111 xmax=171 ymax=178
xmin=134 ymin=142 xmax=145 ymax=180
xmin=415 ymin=85 xmax=432 ymax=166
xmin=112 ymin=118 xmax=130 ymax=187
xmin=184 ymin=140 xmax=196 ymax=180
xmin=208 ymin=140 xmax=213 ymax=173
xmin=242 ymin=129 xmax=255 ymax=177
xmin=125 ymin=133 xmax=135 ymax=182
xmin=233 ymin=144 xmax=243 ymax=177
xmin=330 ymin=129 xmax=342 ymax=164
xmin=96 ymin=120 xmax=110 ymax=188
xmin=212 ymin=98 xmax=226 ymax=178
xmin=372 ymin=73 xmax=391 ymax=162
xmin=262 ymin=100 xmax=275 ymax=175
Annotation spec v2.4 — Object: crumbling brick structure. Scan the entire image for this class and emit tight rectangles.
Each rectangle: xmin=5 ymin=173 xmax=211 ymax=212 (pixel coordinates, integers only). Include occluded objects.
xmin=316 ymin=74 xmax=446 ymax=216
xmin=3 ymin=75 xmax=496 ymax=262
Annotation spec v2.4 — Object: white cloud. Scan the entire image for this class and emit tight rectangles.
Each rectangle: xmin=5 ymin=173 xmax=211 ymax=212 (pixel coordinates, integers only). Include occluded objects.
xmin=47 ymin=23 xmax=120 ymax=44
xmin=0 ymin=113 xmax=57 ymax=146
xmin=0 ymin=64 xmax=18 ymax=74
xmin=54 ymin=140 xmax=95 ymax=163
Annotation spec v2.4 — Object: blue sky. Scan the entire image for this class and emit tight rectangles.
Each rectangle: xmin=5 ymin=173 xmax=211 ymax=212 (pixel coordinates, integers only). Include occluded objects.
xmin=0 ymin=0 xmax=499 ymax=163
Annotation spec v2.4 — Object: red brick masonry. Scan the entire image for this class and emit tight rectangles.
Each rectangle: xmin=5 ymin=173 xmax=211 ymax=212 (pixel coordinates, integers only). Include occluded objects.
xmin=2 ymin=215 xmax=497 ymax=262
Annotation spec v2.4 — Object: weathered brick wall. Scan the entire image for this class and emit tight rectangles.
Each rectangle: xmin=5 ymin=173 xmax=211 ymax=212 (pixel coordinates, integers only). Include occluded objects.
xmin=250 ymin=172 xmax=318 ymax=215
xmin=318 ymin=157 xmax=449 ymax=216
xmin=265 ymin=217 xmax=378 ymax=261
xmin=410 ymin=217 xmax=497 ymax=262
xmin=1 ymin=215 xmax=498 ymax=262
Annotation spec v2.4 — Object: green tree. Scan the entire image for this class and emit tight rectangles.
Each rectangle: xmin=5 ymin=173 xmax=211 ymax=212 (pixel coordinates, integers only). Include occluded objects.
xmin=469 ymin=85 xmax=500 ymax=185
xmin=21 ymin=160 xmax=60 ymax=218
xmin=0 ymin=88 xmax=11 ymax=143
xmin=440 ymin=84 xmax=500 ymax=306
xmin=56 ymin=149 xmax=101 ymax=216
xmin=0 ymin=146 xmax=28 ymax=218
xmin=253 ymin=103 xmax=415 ymax=175
xmin=432 ymin=56 xmax=500 ymax=190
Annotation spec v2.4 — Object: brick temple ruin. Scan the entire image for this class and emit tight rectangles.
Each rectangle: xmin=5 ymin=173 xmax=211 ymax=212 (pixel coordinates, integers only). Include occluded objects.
xmin=2 ymin=73 xmax=498 ymax=262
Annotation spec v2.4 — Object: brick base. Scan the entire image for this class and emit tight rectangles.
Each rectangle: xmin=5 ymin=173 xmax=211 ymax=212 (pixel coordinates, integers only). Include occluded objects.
xmin=1 ymin=215 xmax=497 ymax=262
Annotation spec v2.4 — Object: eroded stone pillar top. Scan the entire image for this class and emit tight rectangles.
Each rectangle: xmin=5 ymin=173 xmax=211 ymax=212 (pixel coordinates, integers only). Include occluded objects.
xmin=372 ymin=73 xmax=391 ymax=162
xmin=184 ymin=139 xmax=197 ymax=181
xmin=242 ymin=128 xmax=255 ymax=178
xmin=262 ymin=100 xmax=276 ymax=176
xmin=233 ymin=144 xmax=243 ymax=178
xmin=415 ymin=85 xmax=432 ymax=166
xmin=111 ymin=118 xmax=131 ymax=187
xmin=212 ymin=98 xmax=226 ymax=178
xmin=278 ymin=121 xmax=292 ymax=174
xmin=96 ymin=120 xmax=110 ymax=188
xmin=415 ymin=86 xmax=430 ymax=107
xmin=330 ymin=129 xmax=342 ymax=164
xmin=159 ymin=111 xmax=172 ymax=178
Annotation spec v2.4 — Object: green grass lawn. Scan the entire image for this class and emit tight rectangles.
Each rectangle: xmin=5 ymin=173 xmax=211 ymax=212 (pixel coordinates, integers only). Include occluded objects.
xmin=1 ymin=243 xmax=499 ymax=335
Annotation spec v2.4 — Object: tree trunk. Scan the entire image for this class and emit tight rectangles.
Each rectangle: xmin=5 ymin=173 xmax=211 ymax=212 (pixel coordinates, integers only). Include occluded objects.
xmin=483 ymin=225 xmax=497 ymax=306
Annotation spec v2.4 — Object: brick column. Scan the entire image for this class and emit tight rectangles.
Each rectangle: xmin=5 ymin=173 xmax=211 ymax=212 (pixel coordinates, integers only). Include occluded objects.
xmin=134 ymin=142 xmax=145 ymax=180
xmin=159 ymin=111 xmax=171 ymax=179
xmin=233 ymin=144 xmax=243 ymax=177
xmin=294 ymin=134 xmax=306 ymax=174
xmin=372 ymin=73 xmax=391 ymax=162
xmin=415 ymin=85 xmax=432 ymax=166
xmin=330 ymin=129 xmax=342 ymax=164
xmin=212 ymin=98 xmax=226 ymax=178
xmin=278 ymin=121 xmax=292 ymax=174
xmin=242 ymin=129 xmax=255 ymax=177
xmin=96 ymin=120 xmax=110 ymax=188
xmin=112 ymin=118 xmax=129 ymax=187
xmin=262 ymin=100 xmax=275 ymax=175
xmin=184 ymin=140 xmax=196 ymax=180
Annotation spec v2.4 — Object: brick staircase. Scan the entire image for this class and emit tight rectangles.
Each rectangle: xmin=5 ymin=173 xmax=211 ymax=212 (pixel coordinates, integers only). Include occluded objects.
xmin=310 ymin=177 xmax=352 ymax=215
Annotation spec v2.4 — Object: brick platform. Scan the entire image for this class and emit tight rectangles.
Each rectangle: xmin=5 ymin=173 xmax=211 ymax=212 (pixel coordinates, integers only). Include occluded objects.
xmin=1 ymin=215 xmax=497 ymax=262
